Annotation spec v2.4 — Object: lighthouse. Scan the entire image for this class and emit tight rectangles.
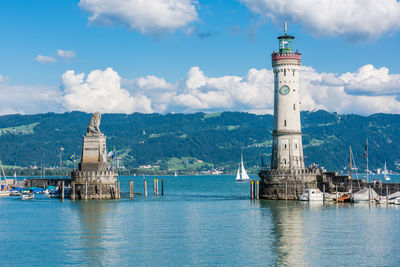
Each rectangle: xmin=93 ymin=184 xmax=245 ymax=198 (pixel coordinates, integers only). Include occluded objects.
xmin=270 ymin=22 xmax=305 ymax=170
xmin=258 ymin=23 xmax=319 ymax=200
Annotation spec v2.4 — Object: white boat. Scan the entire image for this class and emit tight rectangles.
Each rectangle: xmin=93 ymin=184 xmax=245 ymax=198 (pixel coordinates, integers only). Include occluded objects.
xmin=236 ymin=154 xmax=250 ymax=181
xmin=393 ymin=198 xmax=400 ymax=205
xmin=174 ymin=172 xmax=177 ymax=177
xmin=21 ymin=191 xmax=34 ymax=200
xmin=353 ymin=187 xmax=378 ymax=202
xmin=376 ymin=191 xmax=400 ymax=204
xmin=383 ymin=162 xmax=390 ymax=181
xmin=300 ymin=189 xmax=324 ymax=201
xmin=0 ymin=160 xmax=10 ymax=197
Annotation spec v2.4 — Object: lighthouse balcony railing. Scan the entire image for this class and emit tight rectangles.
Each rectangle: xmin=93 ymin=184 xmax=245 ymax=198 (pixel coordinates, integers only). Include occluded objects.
xmin=259 ymin=167 xmax=320 ymax=177
xmin=271 ymin=51 xmax=301 ymax=61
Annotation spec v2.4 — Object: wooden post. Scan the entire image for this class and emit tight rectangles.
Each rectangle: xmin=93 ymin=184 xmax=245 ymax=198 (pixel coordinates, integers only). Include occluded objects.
xmin=285 ymin=181 xmax=288 ymax=200
xmin=71 ymin=182 xmax=75 ymax=200
xmin=156 ymin=179 xmax=159 ymax=196
xmin=336 ymin=184 xmax=338 ymax=202
xmin=153 ymin=179 xmax=156 ymax=195
xmin=144 ymin=180 xmax=148 ymax=197
xmin=368 ymin=185 xmax=371 ymax=202
xmin=256 ymin=180 xmax=259 ymax=200
xmin=85 ymin=180 xmax=88 ymax=200
xmin=161 ymin=178 xmax=164 ymax=196
xmin=118 ymin=181 xmax=120 ymax=199
xmin=386 ymin=185 xmax=389 ymax=204
xmin=323 ymin=184 xmax=325 ymax=203
xmin=250 ymin=180 xmax=254 ymax=200
xmin=99 ymin=183 xmax=102 ymax=199
xmin=130 ymin=180 xmax=134 ymax=199
xmin=61 ymin=181 xmax=65 ymax=200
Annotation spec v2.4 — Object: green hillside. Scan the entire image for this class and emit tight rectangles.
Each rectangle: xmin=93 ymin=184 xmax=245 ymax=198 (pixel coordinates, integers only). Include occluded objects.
xmin=0 ymin=110 xmax=399 ymax=173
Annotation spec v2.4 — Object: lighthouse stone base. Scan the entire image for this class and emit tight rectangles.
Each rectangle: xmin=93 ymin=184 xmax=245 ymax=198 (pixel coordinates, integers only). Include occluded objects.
xmin=259 ymin=169 xmax=320 ymax=200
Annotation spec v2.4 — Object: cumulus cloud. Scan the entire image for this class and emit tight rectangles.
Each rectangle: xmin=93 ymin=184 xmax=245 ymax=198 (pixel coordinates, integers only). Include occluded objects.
xmin=78 ymin=0 xmax=198 ymax=34
xmin=241 ymin=0 xmax=400 ymax=42
xmin=57 ymin=49 xmax=75 ymax=59
xmin=62 ymin=68 xmax=153 ymax=113
xmin=340 ymin=65 xmax=400 ymax=95
xmin=59 ymin=64 xmax=400 ymax=115
xmin=2 ymin=64 xmax=400 ymax=116
xmin=34 ymin=54 xmax=56 ymax=63
xmin=0 ymin=77 xmax=61 ymax=115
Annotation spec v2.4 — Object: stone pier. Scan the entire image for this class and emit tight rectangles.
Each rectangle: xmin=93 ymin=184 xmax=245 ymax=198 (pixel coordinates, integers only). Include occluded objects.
xmin=70 ymin=112 xmax=119 ymax=200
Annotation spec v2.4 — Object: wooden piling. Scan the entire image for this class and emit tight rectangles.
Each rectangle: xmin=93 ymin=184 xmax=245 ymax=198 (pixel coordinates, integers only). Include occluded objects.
xmin=386 ymin=185 xmax=389 ymax=204
xmin=118 ymin=181 xmax=120 ymax=199
xmin=61 ymin=181 xmax=65 ymax=200
xmin=161 ymin=179 xmax=164 ymax=196
xmin=323 ymin=184 xmax=325 ymax=203
xmin=250 ymin=180 xmax=254 ymax=200
xmin=156 ymin=179 xmax=159 ymax=196
xmin=285 ymin=181 xmax=288 ymax=200
xmin=256 ymin=180 xmax=259 ymax=200
xmin=130 ymin=180 xmax=134 ymax=199
xmin=144 ymin=180 xmax=148 ymax=197
xmin=85 ymin=180 xmax=88 ymax=200
xmin=71 ymin=182 xmax=75 ymax=200
xmin=153 ymin=179 xmax=156 ymax=195
xmin=368 ymin=185 xmax=371 ymax=201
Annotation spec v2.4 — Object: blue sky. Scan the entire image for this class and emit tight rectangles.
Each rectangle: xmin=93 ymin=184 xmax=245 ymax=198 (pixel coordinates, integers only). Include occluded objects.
xmin=1 ymin=0 xmax=400 ymax=115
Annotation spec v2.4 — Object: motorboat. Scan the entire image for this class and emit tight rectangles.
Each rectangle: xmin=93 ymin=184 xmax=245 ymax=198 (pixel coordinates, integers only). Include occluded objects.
xmin=300 ymin=189 xmax=324 ymax=201
xmin=21 ymin=191 xmax=34 ymax=200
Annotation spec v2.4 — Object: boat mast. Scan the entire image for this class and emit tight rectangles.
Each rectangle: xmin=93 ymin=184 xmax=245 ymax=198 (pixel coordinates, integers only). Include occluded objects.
xmin=366 ymin=139 xmax=369 ymax=184
xmin=349 ymin=146 xmax=353 ymax=193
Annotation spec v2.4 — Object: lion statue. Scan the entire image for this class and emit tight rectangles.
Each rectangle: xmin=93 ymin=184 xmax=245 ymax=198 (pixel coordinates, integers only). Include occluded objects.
xmin=87 ymin=112 xmax=102 ymax=133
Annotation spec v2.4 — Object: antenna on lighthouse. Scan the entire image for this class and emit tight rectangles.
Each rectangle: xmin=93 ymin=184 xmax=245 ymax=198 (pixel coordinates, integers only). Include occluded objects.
xmin=284 ymin=21 xmax=287 ymax=34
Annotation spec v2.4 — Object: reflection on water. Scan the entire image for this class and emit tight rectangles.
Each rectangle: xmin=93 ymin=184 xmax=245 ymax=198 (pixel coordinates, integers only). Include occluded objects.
xmin=1 ymin=176 xmax=400 ymax=266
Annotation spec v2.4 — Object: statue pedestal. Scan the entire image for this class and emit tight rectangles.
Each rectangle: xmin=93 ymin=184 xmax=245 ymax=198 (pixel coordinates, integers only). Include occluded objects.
xmin=70 ymin=132 xmax=119 ymax=200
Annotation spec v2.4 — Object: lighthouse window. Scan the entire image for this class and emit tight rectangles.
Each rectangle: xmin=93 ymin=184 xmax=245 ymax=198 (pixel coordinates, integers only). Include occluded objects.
xmin=293 ymin=70 xmax=295 ymax=76
xmin=293 ymin=104 xmax=296 ymax=110
xmin=284 ymin=69 xmax=286 ymax=76
xmin=284 ymin=120 xmax=287 ymax=127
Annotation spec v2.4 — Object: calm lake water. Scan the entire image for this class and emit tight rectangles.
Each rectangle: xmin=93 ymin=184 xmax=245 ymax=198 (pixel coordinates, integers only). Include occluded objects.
xmin=1 ymin=175 xmax=400 ymax=266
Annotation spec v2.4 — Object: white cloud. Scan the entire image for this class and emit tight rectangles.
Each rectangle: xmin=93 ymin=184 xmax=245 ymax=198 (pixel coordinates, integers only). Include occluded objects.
xmin=2 ymin=64 xmax=400 ymax=116
xmin=241 ymin=0 xmax=400 ymax=42
xmin=61 ymin=64 xmax=400 ymax=115
xmin=34 ymin=54 xmax=56 ymax=63
xmin=62 ymin=67 xmax=153 ymax=113
xmin=78 ymin=0 xmax=198 ymax=34
xmin=0 ymin=78 xmax=61 ymax=115
xmin=340 ymin=65 xmax=400 ymax=95
xmin=57 ymin=49 xmax=75 ymax=59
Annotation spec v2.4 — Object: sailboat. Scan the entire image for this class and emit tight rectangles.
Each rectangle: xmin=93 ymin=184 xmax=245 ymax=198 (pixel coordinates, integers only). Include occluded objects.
xmin=383 ymin=162 xmax=390 ymax=181
xmin=236 ymin=154 xmax=250 ymax=181
xmin=0 ymin=161 xmax=10 ymax=197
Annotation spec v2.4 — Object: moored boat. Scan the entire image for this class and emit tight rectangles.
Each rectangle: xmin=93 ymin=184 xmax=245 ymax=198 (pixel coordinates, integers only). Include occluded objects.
xmin=300 ymin=189 xmax=324 ymax=201
xmin=21 ymin=191 xmax=34 ymax=200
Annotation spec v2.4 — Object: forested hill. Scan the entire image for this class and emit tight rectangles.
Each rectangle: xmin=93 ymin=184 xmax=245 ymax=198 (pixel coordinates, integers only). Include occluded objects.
xmin=0 ymin=110 xmax=399 ymax=173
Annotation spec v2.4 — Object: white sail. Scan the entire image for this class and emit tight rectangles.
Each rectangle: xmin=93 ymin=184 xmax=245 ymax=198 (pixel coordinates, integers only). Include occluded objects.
xmin=241 ymin=161 xmax=250 ymax=180
xmin=384 ymin=162 xmax=390 ymax=181
xmin=235 ymin=166 xmax=241 ymax=181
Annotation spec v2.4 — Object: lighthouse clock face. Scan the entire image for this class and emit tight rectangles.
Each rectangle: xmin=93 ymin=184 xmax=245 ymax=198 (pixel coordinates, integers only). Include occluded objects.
xmin=279 ymin=85 xmax=290 ymax=95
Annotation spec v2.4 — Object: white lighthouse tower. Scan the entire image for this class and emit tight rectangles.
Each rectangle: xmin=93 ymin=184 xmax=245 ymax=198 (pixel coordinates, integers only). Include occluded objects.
xmin=259 ymin=23 xmax=319 ymax=200
xmin=270 ymin=22 xmax=305 ymax=170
